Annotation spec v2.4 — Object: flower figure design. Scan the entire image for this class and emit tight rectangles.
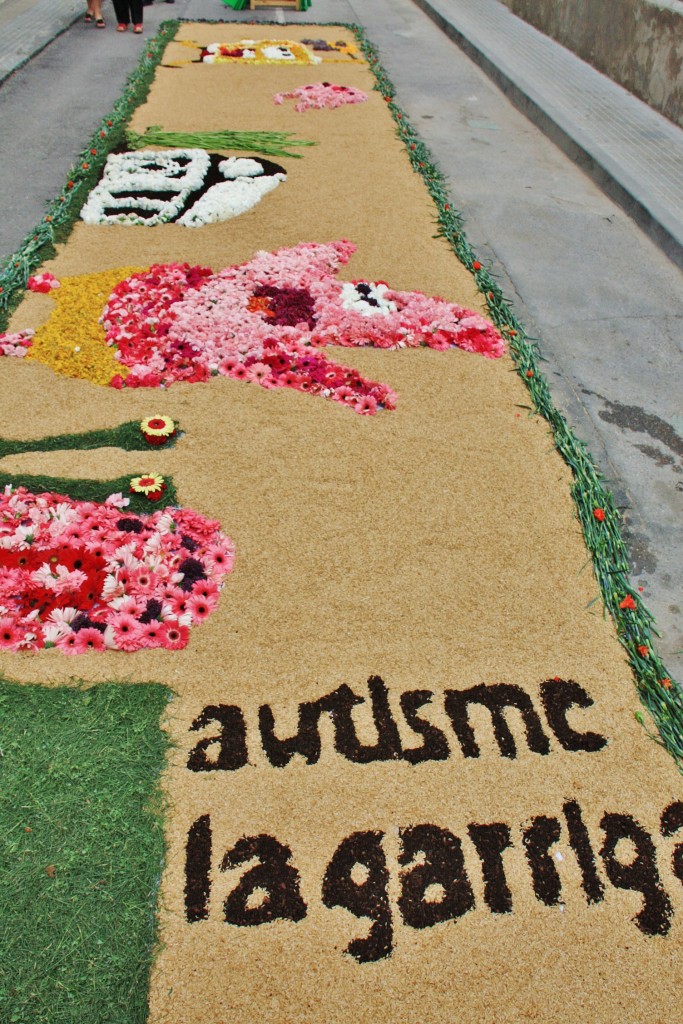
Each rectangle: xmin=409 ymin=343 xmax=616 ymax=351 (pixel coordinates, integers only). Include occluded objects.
xmin=1 ymin=242 xmax=505 ymax=407
xmin=80 ymin=151 xmax=286 ymax=228
xmin=196 ymin=40 xmax=322 ymax=65
xmin=0 ymin=486 xmax=234 ymax=653
xmin=100 ymin=240 xmax=505 ymax=408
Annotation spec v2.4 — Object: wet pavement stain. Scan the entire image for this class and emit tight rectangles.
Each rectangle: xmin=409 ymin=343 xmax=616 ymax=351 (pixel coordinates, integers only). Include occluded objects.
xmin=635 ymin=444 xmax=683 ymax=472
xmin=601 ymin=399 xmax=682 ymax=457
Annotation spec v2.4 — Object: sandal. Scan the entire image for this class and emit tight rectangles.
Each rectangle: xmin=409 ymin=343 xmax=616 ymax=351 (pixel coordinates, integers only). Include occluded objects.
xmin=133 ymin=24 xmax=143 ymax=33
xmin=116 ymin=23 xmax=127 ymax=31
xmin=96 ymin=18 xmax=105 ymax=28
xmin=84 ymin=13 xmax=93 ymax=23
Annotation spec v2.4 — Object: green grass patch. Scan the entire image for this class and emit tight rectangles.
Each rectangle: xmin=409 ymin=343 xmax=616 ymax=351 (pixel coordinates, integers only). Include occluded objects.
xmin=0 ymin=680 xmax=171 ymax=1024
xmin=0 ymin=473 xmax=178 ymax=514
xmin=0 ymin=421 xmax=179 ymax=461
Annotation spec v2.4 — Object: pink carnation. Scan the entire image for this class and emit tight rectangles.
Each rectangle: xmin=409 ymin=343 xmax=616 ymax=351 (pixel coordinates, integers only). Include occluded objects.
xmin=27 ymin=272 xmax=60 ymax=293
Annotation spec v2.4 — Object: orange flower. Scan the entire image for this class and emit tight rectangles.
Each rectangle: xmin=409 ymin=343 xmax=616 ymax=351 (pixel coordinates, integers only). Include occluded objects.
xmin=619 ymin=595 xmax=637 ymax=610
xmin=637 ymin=645 xmax=649 ymax=657
xmin=593 ymin=508 xmax=606 ymax=521
xmin=660 ymin=678 xmax=672 ymax=690
xmin=472 ymin=261 xmax=482 ymax=271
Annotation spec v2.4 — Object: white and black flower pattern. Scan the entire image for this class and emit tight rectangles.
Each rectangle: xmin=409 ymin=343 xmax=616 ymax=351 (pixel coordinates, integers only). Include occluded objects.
xmin=80 ymin=150 xmax=286 ymax=227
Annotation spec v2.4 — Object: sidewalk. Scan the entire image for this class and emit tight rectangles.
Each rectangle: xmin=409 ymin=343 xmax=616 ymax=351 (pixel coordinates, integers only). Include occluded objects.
xmin=0 ymin=0 xmax=681 ymax=675
xmin=413 ymin=0 xmax=683 ymax=268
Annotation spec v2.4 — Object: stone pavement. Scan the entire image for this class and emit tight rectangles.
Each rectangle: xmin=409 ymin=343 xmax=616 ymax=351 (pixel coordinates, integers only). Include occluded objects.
xmin=0 ymin=0 xmax=681 ymax=676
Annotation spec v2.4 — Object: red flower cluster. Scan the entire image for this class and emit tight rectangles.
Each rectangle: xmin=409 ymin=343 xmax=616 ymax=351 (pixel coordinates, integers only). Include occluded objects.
xmin=3 ymin=544 xmax=107 ymax=622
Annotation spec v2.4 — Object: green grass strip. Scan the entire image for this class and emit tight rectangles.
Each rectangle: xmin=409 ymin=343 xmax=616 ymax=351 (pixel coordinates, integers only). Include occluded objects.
xmin=0 ymin=679 xmax=171 ymax=1024
xmin=0 ymin=473 xmax=178 ymax=514
xmin=0 ymin=420 xmax=178 ymax=461
xmin=127 ymin=126 xmax=317 ymax=159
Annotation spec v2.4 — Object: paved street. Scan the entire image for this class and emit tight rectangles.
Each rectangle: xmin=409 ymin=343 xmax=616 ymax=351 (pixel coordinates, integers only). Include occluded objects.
xmin=0 ymin=0 xmax=681 ymax=676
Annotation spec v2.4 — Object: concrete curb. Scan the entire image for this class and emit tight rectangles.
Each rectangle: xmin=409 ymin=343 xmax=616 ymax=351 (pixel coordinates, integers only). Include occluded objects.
xmin=0 ymin=0 xmax=82 ymax=85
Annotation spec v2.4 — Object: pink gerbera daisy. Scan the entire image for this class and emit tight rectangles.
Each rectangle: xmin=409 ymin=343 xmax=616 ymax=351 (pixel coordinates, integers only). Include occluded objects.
xmin=219 ymin=356 xmax=239 ymax=374
xmin=245 ymin=362 xmax=273 ymax=385
xmin=190 ymin=579 xmax=219 ymax=604
xmin=129 ymin=568 xmax=159 ymax=595
xmin=109 ymin=611 xmax=144 ymax=652
xmin=140 ymin=622 xmax=164 ymax=647
xmin=206 ymin=543 xmax=234 ymax=576
xmin=334 ymin=385 xmax=355 ymax=403
xmin=0 ymin=617 xmax=22 ymax=649
xmin=169 ymin=592 xmax=189 ymax=617
xmin=71 ymin=627 xmax=106 ymax=653
xmin=159 ymin=621 xmax=190 ymax=650
xmin=55 ymin=631 xmax=80 ymax=655
xmin=354 ymin=395 xmax=378 ymax=415
xmin=187 ymin=593 xmax=213 ymax=623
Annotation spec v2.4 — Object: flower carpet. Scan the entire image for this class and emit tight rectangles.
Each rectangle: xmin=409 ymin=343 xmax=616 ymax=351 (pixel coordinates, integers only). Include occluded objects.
xmin=0 ymin=18 xmax=681 ymax=1024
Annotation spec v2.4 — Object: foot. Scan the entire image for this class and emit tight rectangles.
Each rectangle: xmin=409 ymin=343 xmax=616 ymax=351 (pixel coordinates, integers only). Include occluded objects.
xmin=96 ymin=18 xmax=105 ymax=27
xmin=84 ymin=12 xmax=94 ymax=23
xmin=133 ymin=24 xmax=143 ymax=33
xmin=116 ymin=23 xmax=127 ymax=31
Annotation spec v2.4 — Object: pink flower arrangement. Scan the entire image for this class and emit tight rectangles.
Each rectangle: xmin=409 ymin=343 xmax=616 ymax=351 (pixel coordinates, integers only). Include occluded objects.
xmin=0 ymin=329 xmax=33 ymax=357
xmin=100 ymin=240 xmax=504 ymax=410
xmin=27 ymin=272 xmax=60 ymax=294
xmin=0 ymin=485 xmax=234 ymax=654
xmin=274 ymin=82 xmax=368 ymax=112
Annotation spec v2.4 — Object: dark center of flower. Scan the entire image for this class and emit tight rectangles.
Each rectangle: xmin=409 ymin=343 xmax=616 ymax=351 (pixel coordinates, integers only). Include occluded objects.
xmin=251 ymin=285 xmax=317 ymax=329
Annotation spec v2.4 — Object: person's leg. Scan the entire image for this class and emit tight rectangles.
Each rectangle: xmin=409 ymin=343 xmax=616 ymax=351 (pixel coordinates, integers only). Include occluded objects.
xmin=112 ymin=0 xmax=130 ymax=27
xmin=131 ymin=0 xmax=144 ymax=31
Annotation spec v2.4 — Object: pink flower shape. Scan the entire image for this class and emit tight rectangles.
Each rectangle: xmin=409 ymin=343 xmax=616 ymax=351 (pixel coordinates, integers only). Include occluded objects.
xmin=273 ymin=82 xmax=368 ymax=112
xmin=98 ymin=241 xmax=504 ymax=411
